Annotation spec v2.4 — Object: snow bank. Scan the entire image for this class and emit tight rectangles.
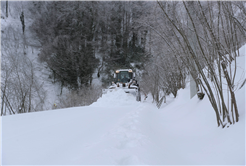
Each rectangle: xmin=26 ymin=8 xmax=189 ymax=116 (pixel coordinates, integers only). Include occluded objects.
xmin=91 ymin=88 xmax=140 ymax=108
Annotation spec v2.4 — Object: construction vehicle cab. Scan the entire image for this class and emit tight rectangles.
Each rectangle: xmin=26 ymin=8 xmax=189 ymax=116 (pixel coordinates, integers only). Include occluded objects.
xmin=114 ymin=69 xmax=135 ymax=83
xmin=109 ymin=69 xmax=141 ymax=101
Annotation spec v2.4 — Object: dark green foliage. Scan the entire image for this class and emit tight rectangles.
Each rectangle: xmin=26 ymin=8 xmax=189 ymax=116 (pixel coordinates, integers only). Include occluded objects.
xmin=31 ymin=2 xmax=99 ymax=90
xmin=30 ymin=1 xmax=150 ymax=89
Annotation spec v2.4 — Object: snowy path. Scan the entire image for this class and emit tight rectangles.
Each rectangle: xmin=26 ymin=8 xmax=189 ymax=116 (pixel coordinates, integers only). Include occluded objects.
xmin=2 ymin=86 xmax=245 ymax=165
xmin=2 ymin=89 xmax=150 ymax=165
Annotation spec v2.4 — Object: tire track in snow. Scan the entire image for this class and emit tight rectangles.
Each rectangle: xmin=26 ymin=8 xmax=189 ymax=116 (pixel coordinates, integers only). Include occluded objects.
xmin=77 ymin=89 xmax=150 ymax=164
xmin=81 ymin=103 xmax=149 ymax=165
xmin=103 ymin=105 xmax=149 ymax=165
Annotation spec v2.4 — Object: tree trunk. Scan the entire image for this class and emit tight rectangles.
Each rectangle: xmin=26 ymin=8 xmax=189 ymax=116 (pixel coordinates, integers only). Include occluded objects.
xmin=6 ymin=0 xmax=8 ymax=18
xmin=221 ymin=62 xmax=239 ymax=122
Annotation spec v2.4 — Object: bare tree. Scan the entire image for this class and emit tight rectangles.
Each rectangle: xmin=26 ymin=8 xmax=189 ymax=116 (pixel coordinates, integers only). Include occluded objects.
xmin=56 ymin=85 xmax=102 ymax=109
xmin=139 ymin=1 xmax=245 ymax=127
xmin=1 ymin=25 xmax=47 ymax=115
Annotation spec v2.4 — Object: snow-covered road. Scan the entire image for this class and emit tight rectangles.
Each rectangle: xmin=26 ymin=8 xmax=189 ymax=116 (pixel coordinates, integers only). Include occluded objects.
xmin=2 ymin=85 xmax=245 ymax=165
xmin=2 ymin=89 xmax=147 ymax=165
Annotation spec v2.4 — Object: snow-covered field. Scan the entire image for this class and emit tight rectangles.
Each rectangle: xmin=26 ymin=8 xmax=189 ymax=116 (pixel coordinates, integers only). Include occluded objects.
xmin=1 ymin=54 xmax=245 ymax=165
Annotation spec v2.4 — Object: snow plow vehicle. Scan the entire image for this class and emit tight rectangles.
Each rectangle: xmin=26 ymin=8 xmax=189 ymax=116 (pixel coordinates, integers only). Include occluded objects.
xmin=109 ymin=69 xmax=141 ymax=101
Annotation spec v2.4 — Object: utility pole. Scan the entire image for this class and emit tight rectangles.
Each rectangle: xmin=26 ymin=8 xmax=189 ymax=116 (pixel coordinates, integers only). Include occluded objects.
xmin=187 ymin=1 xmax=198 ymax=99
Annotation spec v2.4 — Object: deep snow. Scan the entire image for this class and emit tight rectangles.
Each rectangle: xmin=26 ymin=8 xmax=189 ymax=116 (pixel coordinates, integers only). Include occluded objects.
xmin=1 ymin=6 xmax=246 ymax=165
xmin=1 ymin=53 xmax=245 ymax=165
